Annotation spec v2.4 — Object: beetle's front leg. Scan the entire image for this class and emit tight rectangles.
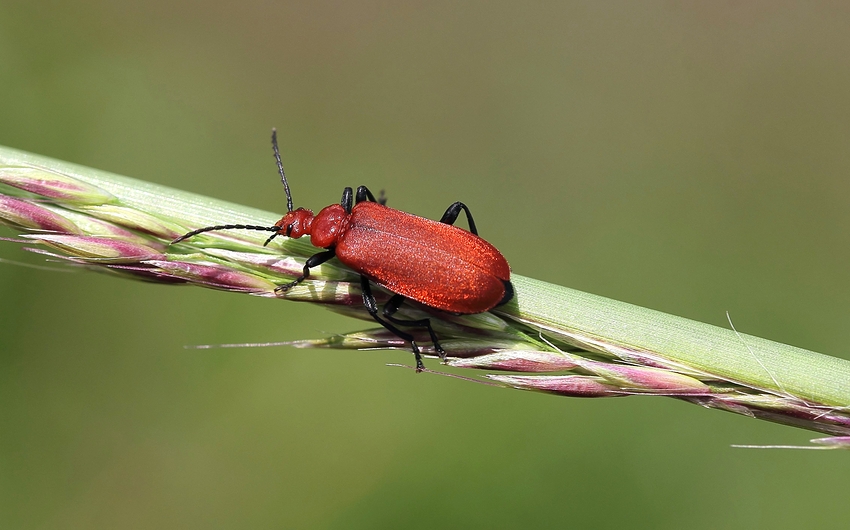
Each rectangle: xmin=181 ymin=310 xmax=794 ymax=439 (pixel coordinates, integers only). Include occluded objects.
xmin=340 ymin=187 xmax=354 ymax=214
xmin=274 ymin=250 xmax=336 ymax=292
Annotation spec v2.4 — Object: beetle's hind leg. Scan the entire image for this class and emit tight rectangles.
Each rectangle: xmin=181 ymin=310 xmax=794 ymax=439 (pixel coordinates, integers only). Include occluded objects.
xmin=383 ymin=295 xmax=446 ymax=361
xmin=359 ymin=276 xmax=426 ymax=372
xmin=439 ymin=202 xmax=478 ymax=235
xmin=497 ymin=280 xmax=514 ymax=307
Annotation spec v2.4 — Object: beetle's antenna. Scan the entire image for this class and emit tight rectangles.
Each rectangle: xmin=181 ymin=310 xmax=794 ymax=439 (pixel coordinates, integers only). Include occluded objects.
xmin=171 ymin=224 xmax=280 ymax=244
xmin=271 ymin=128 xmax=294 ymax=213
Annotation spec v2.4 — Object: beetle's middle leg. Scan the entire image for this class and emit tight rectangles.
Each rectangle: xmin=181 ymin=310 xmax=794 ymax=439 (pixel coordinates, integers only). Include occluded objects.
xmin=348 ymin=185 xmax=388 ymax=208
xmin=354 ymin=185 xmax=380 ymax=204
xmin=360 ymin=276 xmax=425 ymax=372
xmin=382 ymin=295 xmax=446 ymax=361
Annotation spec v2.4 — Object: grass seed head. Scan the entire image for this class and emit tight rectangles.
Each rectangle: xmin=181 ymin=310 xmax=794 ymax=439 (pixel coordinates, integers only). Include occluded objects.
xmin=3 ymin=150 xmax=850 ymax=438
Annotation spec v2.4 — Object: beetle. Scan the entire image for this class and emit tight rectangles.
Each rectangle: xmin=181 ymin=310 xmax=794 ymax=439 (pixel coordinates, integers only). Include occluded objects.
xmin=173 ymin=130 xmax=513 ymax=371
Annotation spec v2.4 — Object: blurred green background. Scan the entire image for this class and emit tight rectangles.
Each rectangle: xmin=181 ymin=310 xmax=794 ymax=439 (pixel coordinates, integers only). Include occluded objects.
xmin=2 ymin=1 xmax=850 ymax=528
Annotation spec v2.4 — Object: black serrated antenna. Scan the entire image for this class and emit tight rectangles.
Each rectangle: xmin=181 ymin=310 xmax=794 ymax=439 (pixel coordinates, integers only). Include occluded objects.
xmin=271 ymin=129 xmax=293 ymax=213
xmin=171 ymin=224 xmax=279 ymax=244
xmin=170 ymin=130 xmax=294 ymax=245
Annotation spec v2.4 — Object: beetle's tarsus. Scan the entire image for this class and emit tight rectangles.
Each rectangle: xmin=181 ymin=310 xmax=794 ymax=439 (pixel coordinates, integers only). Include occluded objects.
xmin=435 ymin=344 xmax=447 ymax=362
xmin=412 ymin=342 xmax=426 ymax=372
xmin=274 ymin=278 xmax=301 ymax=292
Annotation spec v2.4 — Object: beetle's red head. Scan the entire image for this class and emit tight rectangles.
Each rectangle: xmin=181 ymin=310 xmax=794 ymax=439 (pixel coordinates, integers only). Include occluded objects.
xmin=274 ymin=207 xmax=314 ymax=239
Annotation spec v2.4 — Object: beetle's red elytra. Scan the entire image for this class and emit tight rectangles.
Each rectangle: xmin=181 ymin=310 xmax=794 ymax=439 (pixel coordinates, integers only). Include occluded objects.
xmin=173 ymin=130 xmax=514 ymax=371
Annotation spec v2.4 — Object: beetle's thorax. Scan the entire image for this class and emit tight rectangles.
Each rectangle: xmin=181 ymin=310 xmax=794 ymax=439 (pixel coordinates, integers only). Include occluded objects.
xmin=310 ymin=204 xmax=348 ymax=248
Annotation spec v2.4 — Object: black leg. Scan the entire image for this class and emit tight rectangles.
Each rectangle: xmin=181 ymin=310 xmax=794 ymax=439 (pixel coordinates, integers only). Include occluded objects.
xmin=360 ymin=276 xmax=425 ymax=371
xmin=383 ymin=295 xmax=446 ymax=361
xmin=341 ymin=187 xmax=353 ymax=213
xmin=354 ymin=185 xmax=387 ymax=205
xmin=275 ymin=250 xmax=336 ymax=292
xmin=355 ymin=185 xmax=379 ymax=204
xmin=439 ymin=202 xmax=478 ymax=235
xmin=497 ymin=280 xmax=514 ymax=306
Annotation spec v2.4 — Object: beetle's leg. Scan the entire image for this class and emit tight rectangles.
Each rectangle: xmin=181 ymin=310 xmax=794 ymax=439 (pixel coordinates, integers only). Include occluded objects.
xmin=341 ymin=187 xmax=354 ymax=214
xmin=383 ymin=295 xmax=446 ymax=361
xmin=355 ymin=186 xmax=379 ymax=204
xmin=274 ymin=250 xmax=336 ymax=292
xmin=497 ymin=280 xmax=514 ymax=306
xmin=355 ymin=186 xmax=387 ymax=205
xmin=360 ymin=276 xmax=425 ymax=372
xmin=439 ymin=202 xmax=478 ymax=235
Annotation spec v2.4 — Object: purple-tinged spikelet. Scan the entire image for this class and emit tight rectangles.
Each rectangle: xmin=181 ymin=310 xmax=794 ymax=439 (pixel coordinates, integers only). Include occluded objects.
xmin=0 ymin=167 xmax=115 ymax=204
xmin=579 ymin=360 xmax=711 ymax=395
xmin=141 ymin=260 xmax=278 ymax=293
xmin=448 ymin=350 xmax=579 ymax=372
xmin=21 ymin=234 xmax=163 ymax=263
xmin=488 ymin=374 xmax=623 ymax=398
xmin=0 ymin=195 xmax=81 ymax=234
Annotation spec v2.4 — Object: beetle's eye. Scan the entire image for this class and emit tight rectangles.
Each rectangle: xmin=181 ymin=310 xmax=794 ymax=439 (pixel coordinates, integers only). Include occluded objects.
xmin=285 ymin=224 xmax=293 ymax=237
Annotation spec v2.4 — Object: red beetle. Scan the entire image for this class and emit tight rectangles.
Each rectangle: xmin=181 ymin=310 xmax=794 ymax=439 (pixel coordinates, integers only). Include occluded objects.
xmin=174 ymin=130 xmax=513 ymax=370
